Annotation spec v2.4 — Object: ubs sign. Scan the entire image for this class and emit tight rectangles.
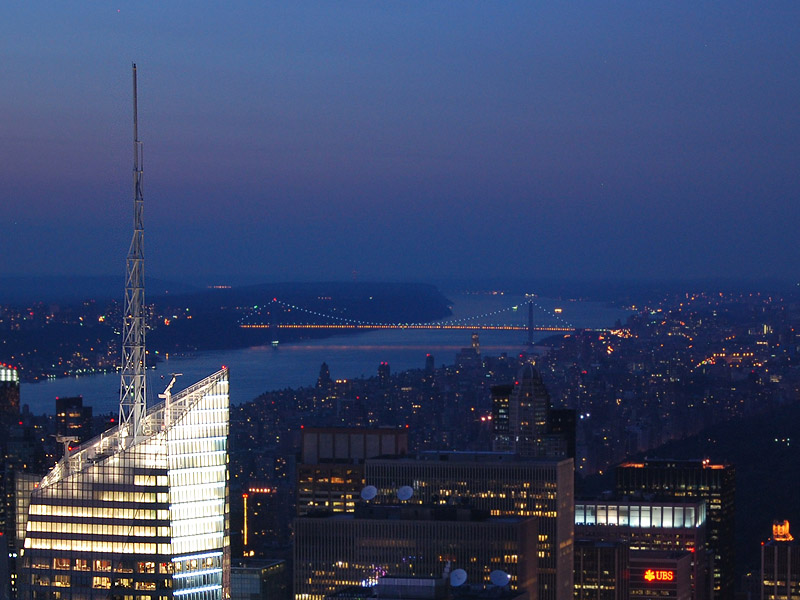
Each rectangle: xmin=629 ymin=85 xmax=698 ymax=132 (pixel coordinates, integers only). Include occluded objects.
xmin=644 ymin=569 xmax=675 ymax=582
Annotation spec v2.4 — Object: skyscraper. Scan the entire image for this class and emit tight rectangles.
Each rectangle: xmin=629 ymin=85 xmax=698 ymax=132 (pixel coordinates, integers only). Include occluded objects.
xmin=294 ymin=504 xmax=537 ymax=600
xmin=0 ymin=365 xmax=20 ymax=416
xmin=615 ymin=459 xmax=735 ymax=600
xmin=508 ymin=363 xmax=550 ymax=457
xmin=490 ymin=384 xmax=513 ymax=452
xmin=495 ymin=363 xmax=574 ymax=459
xmin=575 ymin=497 xmax=709 ymax=600
xmin=0 ymin=363 xmax=22 ymax=565
xmin=16 ymin=64 xmax=231 ymax=600
xmin=297 ymin=427 xmax=408 ymax=516
xmin=761 ymin=520 xmax=800 ymax=600
xmin=365 ymin=451 xmax=574 ymax=600
xmin=18 ymin=367 xmax=230 ymax=600
xmin=573 ymin=541 xmax=628 ymax=600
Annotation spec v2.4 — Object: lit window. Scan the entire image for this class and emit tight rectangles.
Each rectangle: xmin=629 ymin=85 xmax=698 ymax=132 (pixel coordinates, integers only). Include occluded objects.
xmin=137 ymin=562 xmax=155 ymax=574
xmin=94 ymin=560 xmax=111 ymax=572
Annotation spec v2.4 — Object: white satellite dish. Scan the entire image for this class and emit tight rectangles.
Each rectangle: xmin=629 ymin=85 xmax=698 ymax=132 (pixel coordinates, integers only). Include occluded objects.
xmin=489 ymin=570 xmax=510 ymax=587
xmin=397 ymin=485 xmax=414 ymax=501
xmin=450 ymin=569 xmax=468 ymax=587
xmin=360 ymin=486 xmax=378 ymax=501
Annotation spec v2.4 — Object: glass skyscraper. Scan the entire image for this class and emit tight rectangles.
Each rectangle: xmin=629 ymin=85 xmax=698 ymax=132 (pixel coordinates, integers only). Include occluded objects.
xmin=18 ymin=367 xmax=230 ymax=600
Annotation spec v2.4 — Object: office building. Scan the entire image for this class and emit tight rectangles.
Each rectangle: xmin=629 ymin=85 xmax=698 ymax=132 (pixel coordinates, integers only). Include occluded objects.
xmin=546 ymin=409 xmax=575 ymax=460
xmin=55 ymin=397 xmax=92 ymax=460
xmin=508 ymin=363 xmax=550 ymax=457
xmin=490 ymin=384 xmax=513 ymax=452
xmin=454 ymin=335 xmax=481 ymax=373
xmin=243 ymin=485 xmax=291 ymax=558
xmin=573 ymin=540 xmax=628 ymax=600
xmin=0 ymin=532 xmax=8 ymax=600
xmin=494 ymin=364 xmax=574 ymax=459
xmin=18 ymin=367 xmax=230 ymax=600
xmin=575 ymin=497 xmax=708 ymax=600
xmin=322 ymin=575 xmax=527 ymax=600
xmin=628 ymin=550 xmax=693 ymax=600
xmin=3 ymin=421 xmax=45 ymax=598
xmin=294 ymin=504 xmax=536 ymax=600
xmin=761 ymin=520 xmax=800 ymax=600
xmin=615 ymin=459 xmax=734 ymax=600
xmin=377 ymin=363 xmax=390 ymax=388
xmin=424 ymin=354 xmax=435 ymax=375
xmin=231 ymin=559 xmax=287 ymax=600
xmin=365 ymin=451 xmax=574 ymax=600
xmin=317 ymin=364 xmax=332 ymax=392
xmin=297 ymin=428 xmax=408 ymax=516
xmin=0 ymin=365 xmax=19 ymax=416
xmin=15 ymin=64 xmax=232 ymax=600
xmin=0 ymin=363 xmax=22 ymax=599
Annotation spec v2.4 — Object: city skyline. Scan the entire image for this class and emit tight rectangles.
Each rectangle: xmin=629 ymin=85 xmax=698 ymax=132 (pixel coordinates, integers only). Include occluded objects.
xmin=3 ymin=7 xmax=800 ymax=597
xmin=3 ymin=3 xmax=799 ymax=285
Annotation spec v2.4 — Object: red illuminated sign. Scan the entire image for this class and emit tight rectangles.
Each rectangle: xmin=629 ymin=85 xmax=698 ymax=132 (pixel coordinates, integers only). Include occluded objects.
xmin=644 ymin=569 xmax=674 ymax=582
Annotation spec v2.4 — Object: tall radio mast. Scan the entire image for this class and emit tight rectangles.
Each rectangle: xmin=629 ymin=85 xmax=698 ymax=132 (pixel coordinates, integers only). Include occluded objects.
xmin=119 ymin=63 xmax=146 ymax=444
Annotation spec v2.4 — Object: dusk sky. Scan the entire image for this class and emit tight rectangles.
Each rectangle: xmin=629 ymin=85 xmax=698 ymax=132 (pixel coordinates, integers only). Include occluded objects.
xmin=2 ymin=3 xmax=799 ymax=286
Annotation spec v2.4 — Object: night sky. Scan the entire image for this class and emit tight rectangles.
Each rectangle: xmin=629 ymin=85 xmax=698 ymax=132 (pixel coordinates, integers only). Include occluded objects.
xmin=2 ymin=3 xmax=799 ymax=285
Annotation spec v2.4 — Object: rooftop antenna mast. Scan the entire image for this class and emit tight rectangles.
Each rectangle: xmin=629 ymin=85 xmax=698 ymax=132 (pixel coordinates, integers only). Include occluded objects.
xmin=119 ymin=63 xmax=146 ymax=445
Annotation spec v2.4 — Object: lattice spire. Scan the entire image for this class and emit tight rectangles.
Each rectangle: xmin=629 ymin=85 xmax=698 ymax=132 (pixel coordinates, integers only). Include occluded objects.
xmin=119 ymin=63 xmax=146 ymax=443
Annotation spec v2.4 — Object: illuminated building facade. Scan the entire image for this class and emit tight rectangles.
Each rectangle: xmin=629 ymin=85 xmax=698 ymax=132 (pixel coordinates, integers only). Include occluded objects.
xmin=18 ymin=367 xmax=230 ymax=600
xmin=294 ymin=505 xmax=536 ymax=600
xmin=761 ymin=520 xmax=800 ymax=600
xmin=0 ymin=364 xmax=20 ymax=416
xmin=628 ymin=550 xmax=692 ymax=600
xmin=615 ymin=459 xmax=734 ymax=600
xmin=297 ymin=428 xmax=408 ymax=516
xmin=365 ymin=452 xmax=574 ymax=600
xmin=575 ymin=498 xmax=708 ymax=600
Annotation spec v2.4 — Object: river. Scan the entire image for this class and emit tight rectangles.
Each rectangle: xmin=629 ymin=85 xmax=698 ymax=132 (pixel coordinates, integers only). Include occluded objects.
xmin=19 ymin=292 xmax=630 ymax=415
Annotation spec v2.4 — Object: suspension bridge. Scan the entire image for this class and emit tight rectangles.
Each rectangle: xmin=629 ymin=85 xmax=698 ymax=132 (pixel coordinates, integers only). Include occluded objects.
xmin=239 ymin=297 xmax=608 ymax=342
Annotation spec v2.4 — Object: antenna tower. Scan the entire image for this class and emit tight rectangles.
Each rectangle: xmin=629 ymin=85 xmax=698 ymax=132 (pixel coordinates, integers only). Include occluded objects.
xmin=119 ymin=63 xmax=146 ymax=443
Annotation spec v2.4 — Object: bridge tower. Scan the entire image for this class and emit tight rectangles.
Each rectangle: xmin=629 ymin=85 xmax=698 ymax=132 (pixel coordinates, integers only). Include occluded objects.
xmin=269 ymin=299 xmax=279 ymax=345
xmin=527 ymin=301 xmax=534 ymax=346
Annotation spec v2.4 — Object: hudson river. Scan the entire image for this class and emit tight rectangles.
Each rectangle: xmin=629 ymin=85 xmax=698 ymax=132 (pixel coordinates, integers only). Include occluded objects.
xmin=20 ymin=292 xmax=631 ymax=415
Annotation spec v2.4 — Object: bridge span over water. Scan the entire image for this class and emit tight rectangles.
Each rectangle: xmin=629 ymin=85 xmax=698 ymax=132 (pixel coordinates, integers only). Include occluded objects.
xmin=238 ymin=297 xmax=610 ymax=341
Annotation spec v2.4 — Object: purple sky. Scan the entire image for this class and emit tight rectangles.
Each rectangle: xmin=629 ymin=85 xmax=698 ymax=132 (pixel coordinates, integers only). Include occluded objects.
xmin=2 ymin=3 xmax=799 ymax=285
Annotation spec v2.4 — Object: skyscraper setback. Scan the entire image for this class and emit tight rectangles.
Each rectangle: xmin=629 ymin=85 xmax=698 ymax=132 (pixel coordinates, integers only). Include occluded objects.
xmin=16 ymin=65 xmax=231 ymax=600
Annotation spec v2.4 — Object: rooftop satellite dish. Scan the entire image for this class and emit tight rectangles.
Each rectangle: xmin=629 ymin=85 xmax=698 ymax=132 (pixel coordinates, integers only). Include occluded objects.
xmin=397 ymin=485 xmax=414 ymax=501
xmin=361 ymin=485 xmax=378 ymax=501
xmin=450 ymin=569 xmax=468 ymax=587
xmin=489 ymin=570 xmax=510 ymax=587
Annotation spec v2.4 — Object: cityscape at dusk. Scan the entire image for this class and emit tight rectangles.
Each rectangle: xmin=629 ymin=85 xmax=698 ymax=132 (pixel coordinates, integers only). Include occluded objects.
xmin=2 ymin=3 xmax=800 ymax=600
